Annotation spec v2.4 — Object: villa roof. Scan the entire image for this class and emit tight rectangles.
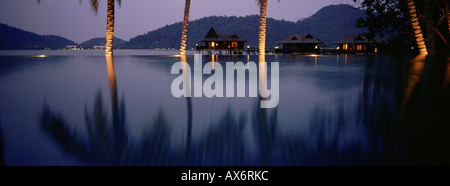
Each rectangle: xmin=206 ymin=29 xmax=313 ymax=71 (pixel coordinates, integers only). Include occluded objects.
xmin=201 ymin=27 xmax=247 ymax=42
xmin=335 ymin=34 xmax=381 ymax=44
xmin=278 ymin=34 xmax=324 ymax=44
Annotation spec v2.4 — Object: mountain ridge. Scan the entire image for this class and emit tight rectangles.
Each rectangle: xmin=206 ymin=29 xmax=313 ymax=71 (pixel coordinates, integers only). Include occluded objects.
xmin=0 ymin=23 xmax=76 ymax=50
xmin=80 ymin=37 xmax=126 ymax=49
xmin=122 ymin=4 xmax=365 ymax=49
xmin=0 ymin=4 xmax=364 ymax=50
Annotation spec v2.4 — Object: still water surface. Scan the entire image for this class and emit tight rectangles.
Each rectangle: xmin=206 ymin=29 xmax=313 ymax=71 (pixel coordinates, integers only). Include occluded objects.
xmin=0 ymin=50 xmax=449 ymax=165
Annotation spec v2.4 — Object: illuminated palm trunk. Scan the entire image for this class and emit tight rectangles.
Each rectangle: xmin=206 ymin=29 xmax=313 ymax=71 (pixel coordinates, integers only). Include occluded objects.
xmin=406 ymin=0 xmax=428 ymax=55
xmin=258 ymin=0 xmax=268 ymax=55
xmin=445 ymin=1 xmax=450 ymax=34
xmin=180 ymin=0 xmax=191 ymax=55
xmin=105 ymin=0 xmax=115 ymax=56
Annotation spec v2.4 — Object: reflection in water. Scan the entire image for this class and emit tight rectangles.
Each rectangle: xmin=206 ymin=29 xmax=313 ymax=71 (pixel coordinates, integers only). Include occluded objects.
xmin=41 ymin=56 xmax=172 ymax=165
xmin=193 ymin=108 xmax=247 ymax=166
xmin=0 ymin=113 xmax=4 ymax=166
xmin=444 ymin=58 xmax=450 ymax=88
xmin=31 ymin=54 xmax=450 ymax=165
xmin=180 ymin=55 xmax=192 ymax=152
xmin=252 ymin=97 xmax=278 ymax=165
xmin=106 ymin=56 xmax=125 ymax=152
xmin=401 ymin=56 xmax=450 ymax=165
xmin=402 ymin=55 xmax=425 ymax=111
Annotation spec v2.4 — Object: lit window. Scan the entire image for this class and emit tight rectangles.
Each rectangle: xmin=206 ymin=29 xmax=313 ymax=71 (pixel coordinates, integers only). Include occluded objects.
xmin=231 ymin=42 xmax=238 ymax=48
xmin=211 ymin=42 xmax=215 ymax=48
xmin=343 ymin=44 xmax=348 ymax=50
xmin=357 ymin=45 xmax=362 ymax=51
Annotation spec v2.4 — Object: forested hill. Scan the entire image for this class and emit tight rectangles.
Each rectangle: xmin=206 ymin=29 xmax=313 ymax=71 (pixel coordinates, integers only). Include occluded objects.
xmin=122 ymin=4 xmax=365 ymax=49
xmin=80 ymin=37 xmax=126 ymax=49
xmin=0 ymin=23 xmax=76 ymax=50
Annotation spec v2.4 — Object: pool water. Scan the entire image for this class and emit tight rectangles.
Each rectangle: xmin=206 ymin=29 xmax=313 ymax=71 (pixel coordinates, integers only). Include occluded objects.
xmin=0 ymin=50 xmax=449 ymax=165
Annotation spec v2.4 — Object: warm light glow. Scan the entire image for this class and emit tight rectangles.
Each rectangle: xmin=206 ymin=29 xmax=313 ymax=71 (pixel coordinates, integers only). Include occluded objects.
xmin=314 ymin=45 xmax=318 ymax=50
xmin=406 ymin=0 xmax=428 ymax=55
xmin=211 ymin=42 xmax=215 ymax=48
xmin=445 ymin=1 xmax=450 ymax=35
xmin=258 ymin=0 xmax=268 ymax=55
xmin=32 ymin=55 xmax=48 ymax=58
xmin=247 ymin=45 xmax=250 ymax=49
xmin=231 ymin=42 xmax=238 ymax=48
xmin=195 ymin=44 xmax=198 ymax=46
xmin=357 ymin=45 xmax=362 ymax=51
xmin=343 ymin=44 xmax=348 ymax=51
xmin=179 ymin=0 xmax=191 ymax=55
xmin=106 ymin=56 xmax=118 ymax=112
xmin=105 ymin=0 xmax=115 ymax=57
xmin=275 ymin=46 xmax=279 ymax=49
xmin=336 ymin=47 xmax=340 ymax=50
xmin=402 ymin=54 xmax=426 ymax=111
xmin=212 ymin=55 xmax=215 ymax=70
xmin=411 ymin=47 xmax=414 ymax=50
xmin=375 ymin=48 xmax=378 ymax=53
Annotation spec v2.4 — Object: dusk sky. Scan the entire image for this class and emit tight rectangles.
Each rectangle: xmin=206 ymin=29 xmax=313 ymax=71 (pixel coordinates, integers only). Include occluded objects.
xmin=0 ymin=0 xmax=358 ymax=43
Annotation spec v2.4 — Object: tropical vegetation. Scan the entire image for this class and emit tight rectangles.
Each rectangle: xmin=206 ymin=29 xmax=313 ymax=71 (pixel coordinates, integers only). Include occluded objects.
xmin=354 ymin=0 xmax=450 ymax=55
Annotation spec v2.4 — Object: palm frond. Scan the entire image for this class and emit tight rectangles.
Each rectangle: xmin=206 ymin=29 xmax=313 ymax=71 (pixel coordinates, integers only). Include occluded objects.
xmin=256 ymin=0 xmax=280 ymax=8
xmin=90 ymin=0 xmax=99 ymax=16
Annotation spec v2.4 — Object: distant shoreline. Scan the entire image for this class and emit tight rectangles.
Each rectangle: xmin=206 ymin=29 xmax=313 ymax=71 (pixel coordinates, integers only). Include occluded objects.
xmin=0 ymin=49 xmax=198 ymax=57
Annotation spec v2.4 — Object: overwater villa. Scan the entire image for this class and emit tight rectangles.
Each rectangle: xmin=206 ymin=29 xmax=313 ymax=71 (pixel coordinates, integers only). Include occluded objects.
xmin=279 ymin=34 xmax=324 ymax=54
xmin=335 ymin=34 xmax=381 ymax=54
xmin=196 ymin=27 xmax=247 ymax=55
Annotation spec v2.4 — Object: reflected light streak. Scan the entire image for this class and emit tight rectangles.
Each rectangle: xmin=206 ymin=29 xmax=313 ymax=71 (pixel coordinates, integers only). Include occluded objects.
xmin=314 ymin=55 xmax=318 ymax=73
xmin=444 ymin=57 xmax=450 ymax=88
xmin=402 ymin=55 xmax=426 ymax=111
xmin=31 ymin=55 xmax=48 ymax=58
xmin=211 ymin=55 xmax=215 ymax=71
xmin=344 ymin=54 xmax=348 ymax=68
xmin=259 ymin=55 xmax=267 ymax=102
xmin=180 ymin=55 xmax=191 ymax=97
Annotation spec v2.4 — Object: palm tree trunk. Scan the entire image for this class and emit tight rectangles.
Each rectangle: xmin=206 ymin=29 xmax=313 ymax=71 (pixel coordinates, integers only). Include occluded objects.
xmin=406 ymin=0 xmax=428 ymax=55
xmin=180 ymin=0 xmax=191 ymax=55
xmin=258 ymin=0 xmax=268 ymax=56
xmin=105 ymin=0 xmax=115 ymax=56
xmin=444 ymin=0 xmax=450 ymax=34
xmin=423 ymin=0 xmax=436 ymax=55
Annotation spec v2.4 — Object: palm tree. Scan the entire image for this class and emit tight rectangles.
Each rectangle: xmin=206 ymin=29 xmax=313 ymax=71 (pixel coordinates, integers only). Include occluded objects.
xmin=256 ymin=0 xmax=279 ymax=56
xmin=405 ymin=0 xmax=428 ymax=55
xmin=423 ymin=0 xmax=437 ymax=55
xmin=41 ymin=56 xmax=172 ymax=165
xmin=180 ymin=0 xmax=191 ymax=55
xmin=89 ymin=0 xmax=121 ymax=56
xmin=256 ymin=0 xmax=268 ymax=56
xmin=37 ymin=0 xmax=121 ymax=56
xmin=444 ymin=1 xmax=450 ymax=34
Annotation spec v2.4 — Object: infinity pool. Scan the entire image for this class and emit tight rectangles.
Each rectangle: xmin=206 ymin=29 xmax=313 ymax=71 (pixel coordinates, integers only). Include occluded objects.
xmin=0 ymin=50 xmax=449 ymax=165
